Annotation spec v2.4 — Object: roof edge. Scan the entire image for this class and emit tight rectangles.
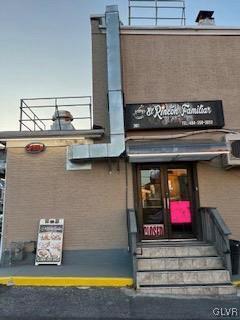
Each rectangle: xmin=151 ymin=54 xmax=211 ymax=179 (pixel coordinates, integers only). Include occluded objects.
xmin=121 ymin=25 xmax=240 ymax=31
xmin=0 ymin=129 xmax=104 ymax=141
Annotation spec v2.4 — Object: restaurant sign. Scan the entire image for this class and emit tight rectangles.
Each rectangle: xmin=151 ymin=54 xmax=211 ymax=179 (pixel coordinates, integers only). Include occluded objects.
xmin=125 ymin=100 xmax=224 ymax=130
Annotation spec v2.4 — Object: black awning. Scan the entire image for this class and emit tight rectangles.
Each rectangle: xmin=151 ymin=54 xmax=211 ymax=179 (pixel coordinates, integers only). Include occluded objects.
xmin=126 ymin=139 xmax=229 ymax=163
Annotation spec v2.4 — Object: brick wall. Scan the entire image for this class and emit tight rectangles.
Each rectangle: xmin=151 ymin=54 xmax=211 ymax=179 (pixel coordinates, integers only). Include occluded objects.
xmin=3 ymin=145 xmax=133 ymax=250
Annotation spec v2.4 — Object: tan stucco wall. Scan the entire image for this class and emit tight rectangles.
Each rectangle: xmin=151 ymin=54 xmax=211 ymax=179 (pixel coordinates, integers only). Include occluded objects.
xmin=197 ymin=162 xmax=240 ymax=240
xmin=121 ymin=33 xmax=240 ymax=131
xmin=3 ymin=142 xmax=133 ymax=250
xmin=91 ymin=25 xmax=240 ymax=137
xmin=120 ymin=31 xmax=240 ymax=239
xmin=119 ymin=30 xmax=240 ymax=239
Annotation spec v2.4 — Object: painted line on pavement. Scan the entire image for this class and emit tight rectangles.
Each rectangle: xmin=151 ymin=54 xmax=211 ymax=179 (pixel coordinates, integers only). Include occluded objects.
xmin=0 ymin=276 xmax=133 ymax=287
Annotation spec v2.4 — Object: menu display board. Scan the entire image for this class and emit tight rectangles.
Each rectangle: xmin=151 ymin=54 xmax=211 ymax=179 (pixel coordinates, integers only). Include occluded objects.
xmin=35 ymin=219 xmax=64 ymax=266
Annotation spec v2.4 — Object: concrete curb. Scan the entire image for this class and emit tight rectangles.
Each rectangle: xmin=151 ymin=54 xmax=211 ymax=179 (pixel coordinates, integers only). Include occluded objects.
xmin=0 ymin=276 xmax=133 ymax=287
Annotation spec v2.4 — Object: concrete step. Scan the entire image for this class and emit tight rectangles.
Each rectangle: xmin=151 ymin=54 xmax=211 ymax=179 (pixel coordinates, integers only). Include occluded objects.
xmin=137 ymin=245 xmax=217 ymax=258
xmin=137 ymin=284 xmax=237 ymax=296
xmin=137 ymin=270 xmax=231 ymax=287
xmin=137 ymin=256 xmax=224 ymax=271
xmin=141 ymin=240 xmax=205 ymax=246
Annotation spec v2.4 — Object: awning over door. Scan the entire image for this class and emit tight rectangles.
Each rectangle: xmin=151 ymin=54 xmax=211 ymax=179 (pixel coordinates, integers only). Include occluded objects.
xmin=126 ymin=139 xmax=229 ymax=163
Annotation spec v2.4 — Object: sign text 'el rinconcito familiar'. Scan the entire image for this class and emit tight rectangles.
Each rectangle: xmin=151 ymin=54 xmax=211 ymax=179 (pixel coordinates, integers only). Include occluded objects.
xmin=125 ymin=100 xmax=224 ymax=130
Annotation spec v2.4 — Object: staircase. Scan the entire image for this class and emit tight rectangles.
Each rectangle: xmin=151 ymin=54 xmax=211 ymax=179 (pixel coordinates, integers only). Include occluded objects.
xmin=136 ymin=240 xmax=237 ymax=296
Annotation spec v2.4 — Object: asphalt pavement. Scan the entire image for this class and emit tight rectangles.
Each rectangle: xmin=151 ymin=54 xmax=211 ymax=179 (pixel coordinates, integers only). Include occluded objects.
xmin=0 ymin=286 xmax=239 ymax=320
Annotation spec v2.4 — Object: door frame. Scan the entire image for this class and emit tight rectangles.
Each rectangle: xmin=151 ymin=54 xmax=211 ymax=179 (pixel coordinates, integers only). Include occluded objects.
xmin=133 ymin=162 xmax=200 ymax=240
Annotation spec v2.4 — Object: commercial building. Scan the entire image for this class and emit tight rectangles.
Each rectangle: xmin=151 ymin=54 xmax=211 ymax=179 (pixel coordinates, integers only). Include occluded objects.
xmin=0 ymin=3 xmax=239 ymax=293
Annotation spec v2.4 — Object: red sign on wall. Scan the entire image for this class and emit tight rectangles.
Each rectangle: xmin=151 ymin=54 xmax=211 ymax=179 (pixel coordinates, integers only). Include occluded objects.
xmin=25 ymin=143 xmax=45 ymax=154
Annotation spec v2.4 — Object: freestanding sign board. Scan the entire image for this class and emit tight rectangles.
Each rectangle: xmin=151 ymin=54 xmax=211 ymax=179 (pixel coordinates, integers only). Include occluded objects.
xmin=35 ymin=218 xmax=64 ymax=266
xmin=125 ymin=100 xmax=224 ymax=130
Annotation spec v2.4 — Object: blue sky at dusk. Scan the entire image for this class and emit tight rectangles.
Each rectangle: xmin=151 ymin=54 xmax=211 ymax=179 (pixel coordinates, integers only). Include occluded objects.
xmin=0 ymin=0 xmax=240 ymax=130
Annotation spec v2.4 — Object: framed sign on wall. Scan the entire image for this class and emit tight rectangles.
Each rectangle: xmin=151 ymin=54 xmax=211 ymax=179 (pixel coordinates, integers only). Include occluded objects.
xmin=125 ymin=100 xmax=224 ymax=130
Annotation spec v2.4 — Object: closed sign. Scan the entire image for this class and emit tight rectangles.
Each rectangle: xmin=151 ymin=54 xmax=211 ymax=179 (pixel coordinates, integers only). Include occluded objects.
xmin=144 ymin=224 xmax=164 ymax=236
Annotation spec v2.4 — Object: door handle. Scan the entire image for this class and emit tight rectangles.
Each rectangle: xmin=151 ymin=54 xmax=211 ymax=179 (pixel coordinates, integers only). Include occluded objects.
xmin=166 ymin=197 xmax=170 ymax=209
xmin=163 ymin=196 xmax=170 ymax=209
xmin=163 ymin=197 xmax=170 ymax=209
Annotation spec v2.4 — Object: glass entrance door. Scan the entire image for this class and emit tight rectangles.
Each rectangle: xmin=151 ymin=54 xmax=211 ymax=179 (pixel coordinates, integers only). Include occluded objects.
xmin=138 ymin=164 xmax=196 ymax=240
xmin=140 ymin=168 xmax=165 ymax=239
xmin=166 ymin=168 xmax=194 ymax=238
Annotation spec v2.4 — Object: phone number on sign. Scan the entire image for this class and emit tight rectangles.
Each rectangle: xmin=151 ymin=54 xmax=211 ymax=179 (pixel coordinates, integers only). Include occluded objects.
xmin=182 ymin=120 xmax=214 ymax=126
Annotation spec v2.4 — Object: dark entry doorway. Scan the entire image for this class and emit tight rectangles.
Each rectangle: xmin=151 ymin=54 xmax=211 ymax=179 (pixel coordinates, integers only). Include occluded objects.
xmin=136 ymin=163 xmax=198 ymax=240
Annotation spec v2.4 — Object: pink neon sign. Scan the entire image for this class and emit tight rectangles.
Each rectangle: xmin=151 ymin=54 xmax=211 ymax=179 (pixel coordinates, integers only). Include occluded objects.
xmin=170 ymin=200 xmax=192 ymax=224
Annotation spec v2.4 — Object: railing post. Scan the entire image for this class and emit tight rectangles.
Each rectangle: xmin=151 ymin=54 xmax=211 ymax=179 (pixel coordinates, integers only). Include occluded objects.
xmin=225 ymin=246 xmax=232 ymax=277
xmin=128 ymin=0 xmax=131 ymax=25
xmin=127 ymin=209 xmax=138 ymax=288
xmin=211 ymin=216 xmax=216 ymax=243
xmin=89 ymin=96 xmax=93 ymax=130
xmin=200 ymin=208 xmax=206 ymax=241
xmin=155 ymin=0 xmax=158 ymax=26
xmin=19 ymin=100 xmax=23 ymax=131
xmin=206 ymin=208 xmax=212 ymax=242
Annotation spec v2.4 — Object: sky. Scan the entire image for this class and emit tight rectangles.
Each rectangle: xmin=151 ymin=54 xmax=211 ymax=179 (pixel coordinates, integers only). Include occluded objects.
xmin=0 ymin=0 xmax=240 ymax=131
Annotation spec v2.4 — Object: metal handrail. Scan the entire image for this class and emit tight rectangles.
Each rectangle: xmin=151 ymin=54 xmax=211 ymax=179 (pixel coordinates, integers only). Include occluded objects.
xmin=128 ymin=0 xmax=186 ymax=26
xmin=127 ymin=209 xmax=138 ymax=287
xmin=200 ymin=207 xmax=232 ymax=276
xmin=19 ymin=96 xmax=92 ymax=132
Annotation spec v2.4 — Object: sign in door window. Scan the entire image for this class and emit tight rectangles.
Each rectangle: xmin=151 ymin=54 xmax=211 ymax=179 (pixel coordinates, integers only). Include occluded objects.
xmin=141 ymin=169 xmax=164 ymax=237
xmin=167 ymin=169 xmax=193 ymax=234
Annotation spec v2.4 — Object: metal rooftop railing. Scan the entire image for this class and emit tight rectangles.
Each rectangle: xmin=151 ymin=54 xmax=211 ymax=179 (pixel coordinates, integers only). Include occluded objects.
xmin=19 ymin=96 xmax=93 ymax=131
xmin=128 ymin=0 xmax=186 ymax=26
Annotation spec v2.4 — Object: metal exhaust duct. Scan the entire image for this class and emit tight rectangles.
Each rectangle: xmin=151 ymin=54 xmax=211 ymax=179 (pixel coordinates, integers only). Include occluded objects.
xmin=69 ymin=5 xmax=125 ymax=161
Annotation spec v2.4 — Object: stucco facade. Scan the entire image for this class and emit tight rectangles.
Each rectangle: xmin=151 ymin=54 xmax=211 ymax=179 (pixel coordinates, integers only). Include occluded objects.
xmin=90 ymin=20 xmax=240 ymax=240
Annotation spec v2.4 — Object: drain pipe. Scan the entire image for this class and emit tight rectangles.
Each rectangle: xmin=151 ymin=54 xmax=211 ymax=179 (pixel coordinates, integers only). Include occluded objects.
xmin=69 ymin=5 xmax=125 ymax=161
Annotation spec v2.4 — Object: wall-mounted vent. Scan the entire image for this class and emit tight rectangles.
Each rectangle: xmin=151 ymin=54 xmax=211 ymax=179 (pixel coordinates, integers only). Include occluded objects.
xmin=223 ymin=134 xmax=240 ymax=167
xmin=230 ymin=140 xmax=240 ymax=159
xmin=196 ymin=10 xmax=215 ymax=26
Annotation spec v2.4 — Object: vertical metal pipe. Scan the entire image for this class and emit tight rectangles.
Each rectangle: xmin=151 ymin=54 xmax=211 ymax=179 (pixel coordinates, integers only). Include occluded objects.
xmin=89 ymin=96 xmax=93 ymax=129
xmin=155 ymin=0 xmax=158 ymax=26
xmin=128 ymin=0 xmax=131 ymax=25
xmin=55 ymin=98 xmax=62 ymax=131
xmin=19 ymin=100 xmax=23 ymax=131
xmin=182 ymin=3 xmax=186 ymax=26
